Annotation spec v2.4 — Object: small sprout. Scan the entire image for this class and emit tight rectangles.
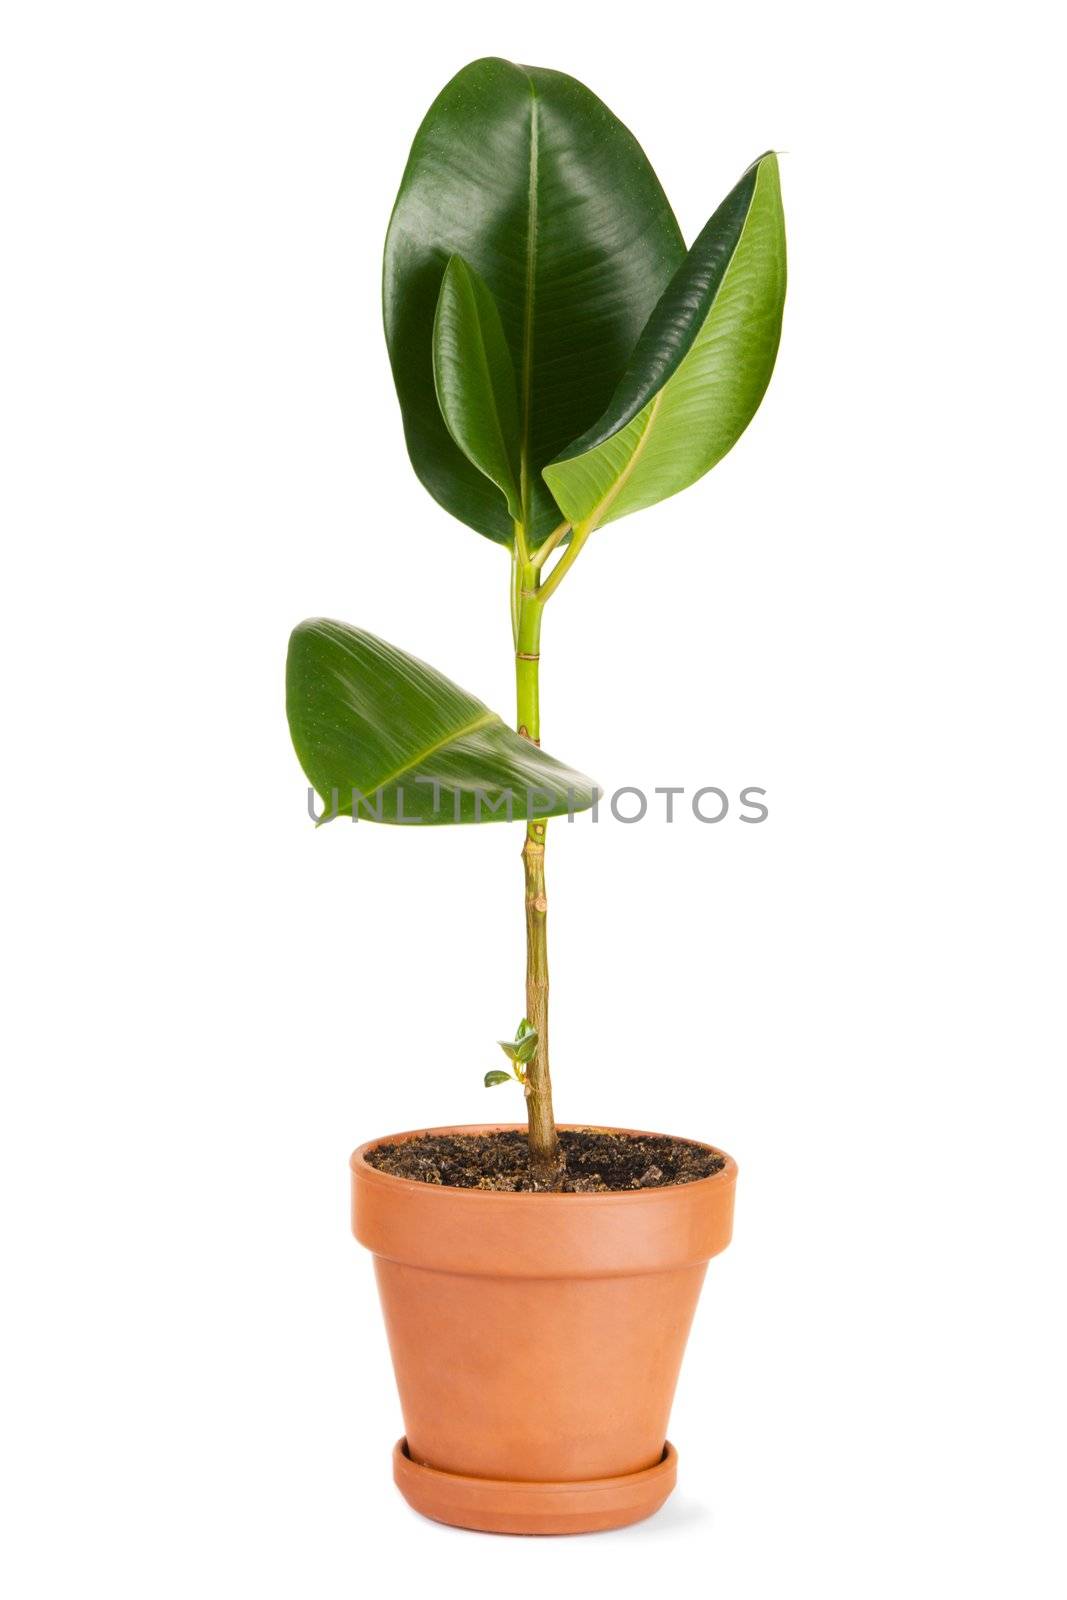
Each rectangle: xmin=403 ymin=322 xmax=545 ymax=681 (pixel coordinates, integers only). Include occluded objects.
xmin=483 ymin=1019 xmax=539 ymax=1089
xmin=498 ymin=1017 xmax=538 ymax=1065
xmin=514 ymin=1019 xmax=538 ymax=1064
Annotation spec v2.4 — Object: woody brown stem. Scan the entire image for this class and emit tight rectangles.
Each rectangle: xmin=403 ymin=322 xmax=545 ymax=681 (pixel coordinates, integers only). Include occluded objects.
xmin=522 ymin=828 xmax=559 ymax=1179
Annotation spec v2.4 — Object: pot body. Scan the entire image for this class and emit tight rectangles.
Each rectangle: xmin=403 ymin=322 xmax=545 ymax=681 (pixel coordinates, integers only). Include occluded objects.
xmin=351 ymin=1125 xmax=736 ymax=1527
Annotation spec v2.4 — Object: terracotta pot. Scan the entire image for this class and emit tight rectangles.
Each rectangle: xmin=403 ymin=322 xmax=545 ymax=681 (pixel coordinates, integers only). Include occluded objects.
xmin=350 ymin=1124 xmax=737 ymax=1535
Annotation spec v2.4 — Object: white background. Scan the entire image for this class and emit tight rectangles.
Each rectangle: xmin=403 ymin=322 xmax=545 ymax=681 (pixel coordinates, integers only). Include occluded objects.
xmin=2 ymin=2 xmax=1064 ymax=1594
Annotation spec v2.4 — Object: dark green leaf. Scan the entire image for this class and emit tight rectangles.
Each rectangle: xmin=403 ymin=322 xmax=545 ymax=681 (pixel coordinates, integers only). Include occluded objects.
xmin=384 ymin=56 xmax=685 ymax=547
xmin=433 ymin=256 xmax=522 ymax=524
xmin=544 ymin=154 xmax=786 ymax=528
xmin=484 ymin=1070 xmax=513 ymax=1087
xmin=286 ymin=619 xmax=596 ymax=825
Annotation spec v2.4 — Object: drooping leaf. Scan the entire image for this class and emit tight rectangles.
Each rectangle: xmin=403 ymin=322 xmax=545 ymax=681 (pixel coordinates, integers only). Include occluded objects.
xmin=543 ymin=154 xmax=786 ymax=530
xmin=484 ymin=1070 xmax=513 ymax=1087
xmin=433 ymin=256 xmax=523 ymax=524
xmin=383 ymin=56 xmax=685 ymax=547
xmin=286 ymin=619 xmax=596 ymax=825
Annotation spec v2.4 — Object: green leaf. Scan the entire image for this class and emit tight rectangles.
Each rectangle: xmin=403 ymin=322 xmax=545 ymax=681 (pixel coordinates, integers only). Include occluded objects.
xmin=498 ymin=1017 xmax=538 ymax=1065
xmin=513 ymin=1019 xmax=538 ymax=1064
xmin=543 ymin=154 xmax=786 ymax=530
xmin=433 ymin=257 xmax=523 ymax=525
xmin=384 ymin=57 xmax=685 ymax=547
xmin=286 ymin=619 xmax=596 ymax=825
xmin=484 ymin=1070 xmax=513 ymax=1087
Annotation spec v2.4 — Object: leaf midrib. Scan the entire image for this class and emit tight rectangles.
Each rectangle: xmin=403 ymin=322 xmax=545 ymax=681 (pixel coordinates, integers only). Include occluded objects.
xmin=358 ymin=708 xmax=500 ymax=796
xmin=518 ymin=68 xmax=540 ymax=530
xmin=587 ymin=390 xmax=663 ymax=528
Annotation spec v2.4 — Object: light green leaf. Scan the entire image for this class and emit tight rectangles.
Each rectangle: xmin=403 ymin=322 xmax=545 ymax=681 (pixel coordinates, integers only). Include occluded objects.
xmin=498 ymin=1017 xmax=538 ymax=1065
xmin=484 ymin=1070 xmax=513 ymax=1087
xmin=543 ymin=154 xmax=786 ymax=529
xmin=433 ymin=256 xmax=523 ymax=524
xmin=513 ymin=1019 xmax=538 ymax=1064
xmin=286 ymin=619 xmax=596 ymax=825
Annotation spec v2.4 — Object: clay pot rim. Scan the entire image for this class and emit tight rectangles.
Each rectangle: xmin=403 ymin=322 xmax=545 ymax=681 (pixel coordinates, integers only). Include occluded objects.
xmin=350 ymin=1122 xmax=738 ymax=1200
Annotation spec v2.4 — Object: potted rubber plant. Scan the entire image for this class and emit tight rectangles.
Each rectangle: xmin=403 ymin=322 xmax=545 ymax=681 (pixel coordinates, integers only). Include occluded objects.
xmin=286 ymin=56 xmax=786 ymax=1533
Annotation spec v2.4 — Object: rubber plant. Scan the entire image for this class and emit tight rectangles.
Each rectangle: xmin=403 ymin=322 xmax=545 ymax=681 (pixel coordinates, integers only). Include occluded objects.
xmin=286 ymin=57 xmax=786 ymax=1185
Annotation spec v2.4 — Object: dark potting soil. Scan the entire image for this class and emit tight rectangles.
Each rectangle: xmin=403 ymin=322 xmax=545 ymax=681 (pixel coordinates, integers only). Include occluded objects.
xmin=363 ymin=1129 xmax=726 ymax=1193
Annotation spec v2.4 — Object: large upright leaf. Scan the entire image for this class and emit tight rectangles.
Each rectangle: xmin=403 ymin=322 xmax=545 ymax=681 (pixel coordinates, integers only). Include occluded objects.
xmin=432 ymin=256 xmax=522 ymax=524
xmin=286 ymin=619 xmax=597 ymax=825
xmin=543 ymin=154 xmax=786 ymax=530
xmin=383 ymin=56 xmax=685 ymax=547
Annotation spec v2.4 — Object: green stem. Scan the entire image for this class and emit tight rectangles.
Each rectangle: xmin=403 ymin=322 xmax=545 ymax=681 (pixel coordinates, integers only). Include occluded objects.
xmin=537 ymin=520 xmax=591 ymax=603
xmin=515 ymin=561 xmax=541 ymax=744
xmin=513 ymin=553 xmax=560 ymax=1179
xmin=530 ymin=519 xmax=570 ymax=570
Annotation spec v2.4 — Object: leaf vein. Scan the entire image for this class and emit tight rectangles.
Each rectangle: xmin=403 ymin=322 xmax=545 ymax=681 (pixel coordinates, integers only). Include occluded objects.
xmin=360 ymin=709 xmax=500 ymax=797
xmin=588 ymin=390 xmax=664 ymax=528
xmin=519 ymin=74 xmax=539 ymax=528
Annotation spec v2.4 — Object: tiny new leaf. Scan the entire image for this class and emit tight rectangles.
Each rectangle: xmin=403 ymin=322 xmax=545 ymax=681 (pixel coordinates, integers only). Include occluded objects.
xmin=498 ymin=1018 xmax=538 ymax=1065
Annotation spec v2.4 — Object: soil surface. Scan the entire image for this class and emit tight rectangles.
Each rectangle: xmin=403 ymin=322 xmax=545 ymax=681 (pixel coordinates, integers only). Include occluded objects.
xmin=363 ymin=1129 xmax=726 ymax=1193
